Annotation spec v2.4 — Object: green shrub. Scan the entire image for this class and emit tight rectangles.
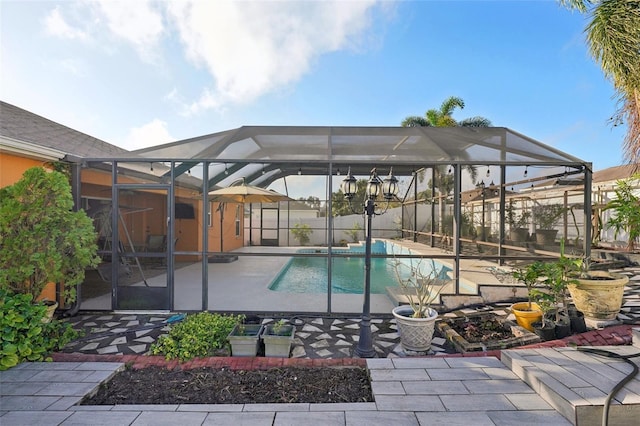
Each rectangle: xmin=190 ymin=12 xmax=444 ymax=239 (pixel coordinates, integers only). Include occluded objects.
xmin=291 ymin=223 xmax=312 ymax=245
xmin=345 ymin=222 xmax=363 ymax=242
xmin=150 ymin=312 xmax=243 ymax=361
xmin=0 ymin=290 xmax=78 ymax=370
xmin=0 ymin=167 xmax=99 ymax=304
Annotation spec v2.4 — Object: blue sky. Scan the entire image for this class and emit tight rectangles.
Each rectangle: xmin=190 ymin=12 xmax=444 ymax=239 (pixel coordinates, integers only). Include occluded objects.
xmin=1 ymin=0 xmax=626 ymax=179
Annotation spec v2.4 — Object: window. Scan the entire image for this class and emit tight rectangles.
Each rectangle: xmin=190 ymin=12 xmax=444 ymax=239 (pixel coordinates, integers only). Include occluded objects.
xmin=208 ymin=202 xmax=213 ymax=227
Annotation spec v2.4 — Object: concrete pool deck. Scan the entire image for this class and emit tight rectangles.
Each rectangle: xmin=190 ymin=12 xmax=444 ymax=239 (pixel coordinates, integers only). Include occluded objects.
xmin=80 ymin=240 xmax=524 ymax=314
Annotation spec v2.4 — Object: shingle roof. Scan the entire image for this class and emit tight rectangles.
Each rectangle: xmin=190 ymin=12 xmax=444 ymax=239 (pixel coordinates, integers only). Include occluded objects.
xmin=0 ymin=101 xmax=129 ymax=158
xmin=592 ymin=163 xmax=639 ymax=184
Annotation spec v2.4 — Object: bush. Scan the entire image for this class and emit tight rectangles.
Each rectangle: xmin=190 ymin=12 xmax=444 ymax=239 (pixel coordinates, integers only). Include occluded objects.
xmin=291 ymin=223 xmax=312 ymax=245
xmin=345 ymin=223 xmax=363 ymax=243
xmin=0 ymin=167 xmax=100 ymax=304
xmin=150 ymin=312 xmax=243 ymax=361
xmin=0 ymin=290 xmax=78 ymax=370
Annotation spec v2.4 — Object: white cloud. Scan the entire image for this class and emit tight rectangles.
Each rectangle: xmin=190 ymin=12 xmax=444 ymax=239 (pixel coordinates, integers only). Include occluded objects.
xmin=93 ymin=0 xmax=164 ymax=59
xmin=166 ymin=1 xmax=380 ymax=111
xmin=58 ymin=58 xmax=87 ymax=77
xmin=44 ymin=6 xmax=89 ymax=41
xmin=41 ymin=1 xmax=387 ymax=112
xmin=124 ymin=119 xmax=175 ymax=150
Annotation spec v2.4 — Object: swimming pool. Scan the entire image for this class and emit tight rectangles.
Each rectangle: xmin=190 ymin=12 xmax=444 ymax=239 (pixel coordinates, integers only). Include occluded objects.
xmin=268 ymin=240 xmax=451 ymax=294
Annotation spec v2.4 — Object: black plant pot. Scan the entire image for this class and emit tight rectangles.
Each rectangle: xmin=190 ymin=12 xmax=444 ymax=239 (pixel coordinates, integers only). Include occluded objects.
xmin=532 ymin=322 xmax=556 ymax=341
xmin=555 ymin=322 xmax=572 ymax=339
xmin=569 ymin=310 xmax=587 ymax=333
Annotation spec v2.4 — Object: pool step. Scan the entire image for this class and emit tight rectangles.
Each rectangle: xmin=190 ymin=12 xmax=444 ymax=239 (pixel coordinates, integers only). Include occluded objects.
xmin=502 ymin=344 xmax=640 ymax=425
xmin=384 ymin=286 xmax=443 ymax=307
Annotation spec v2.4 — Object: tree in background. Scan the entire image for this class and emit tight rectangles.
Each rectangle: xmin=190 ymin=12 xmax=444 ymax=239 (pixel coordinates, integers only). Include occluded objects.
xmin=298 ymin=196 xmax=321 ymax=210
xmin=559 ymin=1 xmax=640 ymax=167
xmin=401 ymin=96 xmax=491 ymax=234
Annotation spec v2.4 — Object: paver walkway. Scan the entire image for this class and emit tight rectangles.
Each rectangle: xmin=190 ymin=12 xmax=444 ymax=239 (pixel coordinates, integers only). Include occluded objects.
xmin=2 ymin=356 xmax=576 ymax=425
xmin=1 ymin=267 xmax=639 ymax=425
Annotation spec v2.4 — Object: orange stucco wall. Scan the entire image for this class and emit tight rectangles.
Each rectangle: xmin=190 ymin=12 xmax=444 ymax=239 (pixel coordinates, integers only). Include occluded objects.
xmin=0 ymin=152 xmax=51 ymax=187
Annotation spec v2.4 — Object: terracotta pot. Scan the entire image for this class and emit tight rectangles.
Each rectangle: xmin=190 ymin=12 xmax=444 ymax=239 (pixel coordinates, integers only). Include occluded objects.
xmin=392 ymin=306 xmax=438 ymax=352
xmin=510 ymin=302 xmax=542 ymax=332
xmin=567 ymin=271 xmax=628 ymax=321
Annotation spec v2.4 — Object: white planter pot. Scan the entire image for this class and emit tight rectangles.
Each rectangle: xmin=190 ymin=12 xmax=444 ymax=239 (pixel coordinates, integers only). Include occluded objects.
xmin=261 ymin=325 xmax=295 ymax=357
xmin=392 ymin=306 xmax=438 ymax=352
xmin=227 ymin=324 xmax=263 ymax=357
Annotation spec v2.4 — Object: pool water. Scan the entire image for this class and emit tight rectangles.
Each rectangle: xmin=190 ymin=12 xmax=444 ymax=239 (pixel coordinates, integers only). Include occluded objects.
xmin=268 ymin=242 xmax=450 ymax=294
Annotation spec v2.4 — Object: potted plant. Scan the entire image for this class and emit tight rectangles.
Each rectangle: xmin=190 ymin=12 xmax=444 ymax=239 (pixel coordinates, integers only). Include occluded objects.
xmin=567 ymin=258 xmax=629 ymax=322
xmin=534 ymin=240 xmax=581 ymax=337
xmin=0 ymin=167 xmax=99 ymax=308
xmin=390 ymin=255 xmax=446 ymax=352
xmin=529 ymin=289 xmax=557 ymax=341
xmin=602 ymin=174 xmax=640 ymax=252
xmin=510 ymin=263 xmax=544 ymax=331
xmin=261 ymin=319 xmax=296 ymax=357
xmin=506 ymin=201 xmax=530 ymax=242
xmin=227 ymin=318 xmax=264 ymax=357
xmin=532 ymin=203 xmax=564 ymax=245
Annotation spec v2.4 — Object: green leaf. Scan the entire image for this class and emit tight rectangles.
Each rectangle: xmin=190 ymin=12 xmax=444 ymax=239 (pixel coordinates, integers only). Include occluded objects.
xmin=0 ymin=354 xmax=19 ymax=369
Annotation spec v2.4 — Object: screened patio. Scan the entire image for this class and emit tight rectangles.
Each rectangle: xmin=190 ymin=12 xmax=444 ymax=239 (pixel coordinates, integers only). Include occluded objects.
xmin=75 ymin=126 xmax=592 ymax=314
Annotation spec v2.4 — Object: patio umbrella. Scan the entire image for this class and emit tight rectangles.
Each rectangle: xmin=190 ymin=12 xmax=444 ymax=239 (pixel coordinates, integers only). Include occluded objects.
xmin=208 ymin=180 xmax=292 ymax=252
xmin=208 ymin=182 xmax=292 ymax=203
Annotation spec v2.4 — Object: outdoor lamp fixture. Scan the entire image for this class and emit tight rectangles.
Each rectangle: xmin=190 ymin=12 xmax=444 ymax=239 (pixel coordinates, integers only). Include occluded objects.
xmin=341 ymin=167 xmax=399 ymax=358
xmin=476 ymin=180 xmax=487 ymax=241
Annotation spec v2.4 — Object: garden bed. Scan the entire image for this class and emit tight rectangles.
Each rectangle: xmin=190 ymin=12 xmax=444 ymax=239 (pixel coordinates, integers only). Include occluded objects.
xmin=436 ymin=312 xmax=540 ymax=353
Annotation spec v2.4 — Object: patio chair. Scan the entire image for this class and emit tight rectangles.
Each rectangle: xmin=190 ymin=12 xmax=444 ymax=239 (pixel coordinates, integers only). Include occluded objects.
xmin=145 ymin=235 xmax=167 ymax=252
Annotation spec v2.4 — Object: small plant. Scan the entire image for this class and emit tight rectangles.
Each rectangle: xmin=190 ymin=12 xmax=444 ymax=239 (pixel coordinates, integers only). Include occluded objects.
xmin=460 ymin=211 xmax=477 ymax=238
xmin=270 ymin=319 xmax=292 ymax=336
xmin=150 ymin=312 xmax=243 ymax=361
xmin=391 ymin=255 xmax=446 ymax=318
xmin=345 ymin=222 xmax=363 ymax=243
xmin=506 ymin=201 xmax=530 ymax=230
xmin=512 ymin=262 xmax=545 ymax=311
xmin=0 ymin=290 xmax=78 ymax=370
xmin=532 ymin=203 xmax=564 ymax=230
xmin=536 ymin=240 xmax=581 ymax=323
xmin=272 ymin=319 xmax=286 ymax=334
xmin=530 ymin=289 xmax=555 ymax=328
xmin=291 ymin=223 xmax=312 ymax=246
xmin=603 ymin=174 xmax=640 ymax=252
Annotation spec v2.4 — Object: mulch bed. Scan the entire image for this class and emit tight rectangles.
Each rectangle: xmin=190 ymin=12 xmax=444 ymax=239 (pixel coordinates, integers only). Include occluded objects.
xmin=81 ymin=366 xmax=373 ymax=405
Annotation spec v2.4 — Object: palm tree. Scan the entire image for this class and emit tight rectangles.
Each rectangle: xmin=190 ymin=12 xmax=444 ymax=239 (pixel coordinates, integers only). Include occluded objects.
xmin=558 ymin=1 xmax=640 ymax=167
xmin=402 ymin=96 xmax=492 ymax=234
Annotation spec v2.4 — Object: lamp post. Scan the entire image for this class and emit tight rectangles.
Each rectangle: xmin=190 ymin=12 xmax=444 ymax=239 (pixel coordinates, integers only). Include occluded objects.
xmin=341 ymin=167 xmax=399 ymax=358
xmin=476 ymin=180 xmax=487 ymax=241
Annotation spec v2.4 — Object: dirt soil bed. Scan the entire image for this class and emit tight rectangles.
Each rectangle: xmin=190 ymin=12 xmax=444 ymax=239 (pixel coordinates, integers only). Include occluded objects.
xmin=82 ymin=366 xmax=373 ymax=405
